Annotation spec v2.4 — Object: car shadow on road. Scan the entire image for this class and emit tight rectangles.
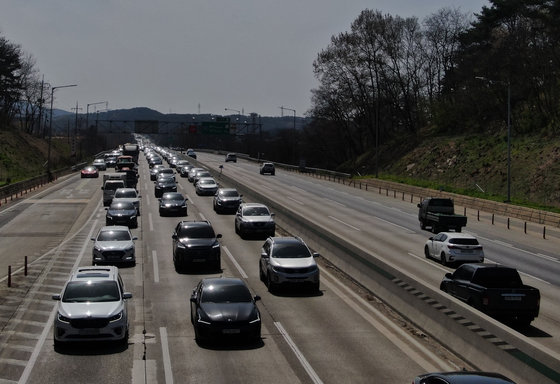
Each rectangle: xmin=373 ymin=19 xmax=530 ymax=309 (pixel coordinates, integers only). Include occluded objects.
xmin=269 ymin=285 xmax=324 ymax=298
xmin=194 ymin=337 xmax=265 ymax=351
xmin=54 ymin=340 xmax=128 ymax=355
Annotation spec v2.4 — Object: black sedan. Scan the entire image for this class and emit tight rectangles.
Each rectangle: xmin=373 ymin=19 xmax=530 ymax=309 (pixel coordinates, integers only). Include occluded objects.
xmin=159 ymin=192 xmax=188 ymax=216
xmin=154 ymin=178 xmax=177 ymax=198
xmin=213 ymin=188 xmax=243 ymax=213
xmin=413 ymin=371 xmax=515 ymax=384
xmin=172 ymin=221 xmax=221 ymax=272
xmin=105 ymin=201 xmax=138 ymax=228
xmin=190 ymin=278 xmax=261 ymax=343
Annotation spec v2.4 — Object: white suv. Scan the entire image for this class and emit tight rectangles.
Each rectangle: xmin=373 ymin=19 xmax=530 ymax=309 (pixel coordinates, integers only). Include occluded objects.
xmin=52 ymin=266 xmax=132 ymax=347
xmin=259 ymin=237 xmax=320 ymax=293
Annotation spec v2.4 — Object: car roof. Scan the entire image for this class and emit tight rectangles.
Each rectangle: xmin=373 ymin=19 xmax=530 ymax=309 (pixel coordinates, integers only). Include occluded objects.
xmin=268 ymin=236 xmax=304 ymax=245
xmin=178 ymin=220 xmax=212 ymax=228
xmin=416 ymin=371 xmax=515 ymax=383
xmin=69 ymin=266 xmax=119 ymax=282
xmin=241 ymin=202 xmax=268 ymax=208
xmin=201 ymin=277 xmax=245 ymax=288
xmin=99 ymin=225 xmax=130 ymax=232
xmin=437 ymin=232 xmax=476 ymax=239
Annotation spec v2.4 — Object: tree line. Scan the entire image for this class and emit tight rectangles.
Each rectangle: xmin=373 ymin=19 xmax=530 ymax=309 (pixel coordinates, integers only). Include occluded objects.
xmin=304 ymin=0 xmax=560 ymax=171
xmin=0 ymin=34 xmax=47 ymax=135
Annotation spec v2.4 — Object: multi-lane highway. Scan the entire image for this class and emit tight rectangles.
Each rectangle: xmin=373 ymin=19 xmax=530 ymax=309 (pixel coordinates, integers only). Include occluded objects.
xmin=0 ymin=149 xmax=558 ymax=383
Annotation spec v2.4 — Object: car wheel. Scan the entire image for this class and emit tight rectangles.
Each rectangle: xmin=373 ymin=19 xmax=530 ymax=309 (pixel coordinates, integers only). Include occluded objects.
xmin=424 ymin=246 xmax=431 ymax=259
xmin=267 ymin=273 xmax=276 ymax=293
xmin=441 ymin=252 xmax=448 ymax=266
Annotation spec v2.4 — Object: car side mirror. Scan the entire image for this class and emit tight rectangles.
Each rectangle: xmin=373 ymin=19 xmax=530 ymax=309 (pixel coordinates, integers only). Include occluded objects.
xmin=313 ymin=252 xmax=320 ymax=258
xmin=52 ymin=294 xmax=61 ymax=301
xmin=429 ymin=237 xmax=433 ymax=240
xmin=261 ymin=252 xmax=269 ymax=259
xmin=158 ymin=198 xmax=162 ymax=202
xmin=445 ymin=273 xmax=453 ymax=279
xmin=271 ymin=213 xmax=275 ymax=217
xmin=104 ymin=207 xmax=108 ymax=211
xmin=216 ymin=234 xmax=223 ymax=239
xmin=101 ymin=186 xmax=104 ymax=190
xmin=172 ymin=234 xmax=177 ymax=240
xmin=254 ymin=295 xmax=261 ymax=302
xmin=417 ymin=203 xmax=421 ymax=208
xmin=133 ymin=236 xmax=138 ymax=241
xmin=123 ymin=292 xmax=133 ymax=300
xmin=190 ymin=297 xmax=197 ymax=303
xmin=91 ymin=237 xmax=95 ymax=241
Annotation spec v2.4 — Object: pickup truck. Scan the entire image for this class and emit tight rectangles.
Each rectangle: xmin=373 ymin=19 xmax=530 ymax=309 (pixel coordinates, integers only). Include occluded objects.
xmin=440 ymin=263 xmax=540 ymax=326
xmin=418 ymin=197 xmax=467 ymax=233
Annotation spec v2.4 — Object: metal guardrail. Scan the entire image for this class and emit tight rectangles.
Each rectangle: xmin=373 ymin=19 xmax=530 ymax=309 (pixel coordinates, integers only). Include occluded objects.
xmin=0 ymin=162 xmax=88 ymax=207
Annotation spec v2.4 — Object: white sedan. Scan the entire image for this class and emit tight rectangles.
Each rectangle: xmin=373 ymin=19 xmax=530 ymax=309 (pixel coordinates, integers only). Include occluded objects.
xmin=424 ymin=232 xmax=484 ymax=266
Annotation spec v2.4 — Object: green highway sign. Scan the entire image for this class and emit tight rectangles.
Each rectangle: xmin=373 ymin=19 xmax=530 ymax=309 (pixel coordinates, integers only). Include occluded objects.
xmin=200 ymin=121 xmax=229 ymax=134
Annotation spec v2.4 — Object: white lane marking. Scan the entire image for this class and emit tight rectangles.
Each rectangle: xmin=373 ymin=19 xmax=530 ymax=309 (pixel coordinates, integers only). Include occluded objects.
xmin=287 ymin=197 xmax=305 ymax=205
xmin=19 ymin=220 xmax=98 ymax=384
xmin=328 ymin=215 xmax=361 ymax=231
xmin=160 ymin=327 xmax=174 ymax=384
xmin=149 ymin=213 xmax=154 ymax=232
xmin=374 ymin=216 xmax=410 ymax=232
xmin=323 ymin=198 xmax=346 ymax=208
xmin=274 ymin=322 xmax=323 ymax=384
xmin=146 ymin=195 xmax=150 ymax=206
xmin=261 ymin=184 xmax=273 ymax=191
xmin=476 ymin=235 xmax=560 ymax=265
xmin=321 ymin=267 xmax=455 ymax=372
xmin=199 ymin=213 xmax=207 ymax=222
xmin=178 ymin=183 xmax=184 ymax=190
xmin=407 ymin=252 xmax=449 ymax=273
xmin=185 ymin=194 xmax=194 ymax=207
xmin=290 ymin=186 xmax=306 ymax=193
xmin=153 ymin=250 xmax=159 ymax=283
xmin=223 ymin=246 xmax=248 ymax=278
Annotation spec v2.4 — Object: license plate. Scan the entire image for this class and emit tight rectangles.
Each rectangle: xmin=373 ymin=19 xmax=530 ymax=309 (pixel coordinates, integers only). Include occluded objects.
xmin=192 ymin=258 xmax=206 ymax=263
xmin=504 ymin=296 xmax=522 ymax=301
xmin=461 ymin=250 xmax=473 ymax=253
xmin=223 ymin=329 xmax=240 ymax=334
xmin=81 ymin=328 xmax=100 ymax=335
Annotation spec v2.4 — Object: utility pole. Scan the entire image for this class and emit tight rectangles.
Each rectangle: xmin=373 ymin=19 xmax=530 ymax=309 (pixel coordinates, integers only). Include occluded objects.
xmin=71 ymin=102 xmax=83 ymax=158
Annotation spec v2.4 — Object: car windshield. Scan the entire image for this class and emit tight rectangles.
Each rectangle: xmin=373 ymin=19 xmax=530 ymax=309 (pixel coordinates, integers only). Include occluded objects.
xmin=273 ymin=243 xmax=311 ymax=258
xmin=163 ymin=193 xmax=184 ymax=201
xmin=221 ymin=190 xmax=239 ymax=197
xmin=110 ymin=202 xmax=135 ymax=210
xmin=62 ymin=281 xmax=120 ymax=302
xmin=115 ymin=190 xmax=136 ymax=198
xmin=97 ymin=230 xmax=131 ymax=241
xmin=178 ymin=226 xmax=215 ymax=238
xmin=201 ymin=284 xmax=252 ymax=303
xmin=199 ymin=179 xmax=214 ymax=185
xmin=244 ymin=206 xmax=270 ymax=216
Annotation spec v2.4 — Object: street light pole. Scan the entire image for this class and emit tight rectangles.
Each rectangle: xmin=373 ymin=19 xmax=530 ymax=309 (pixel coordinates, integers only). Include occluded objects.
xmin=48 ymin=84 xmax=77 ymax=180
xmin=86 ymin=101 xmax=107 ymax=130
xmin=475 ymin=76 xmax=511 ymax=202
xmin=279 ymin=106 xmax=297 ymax=164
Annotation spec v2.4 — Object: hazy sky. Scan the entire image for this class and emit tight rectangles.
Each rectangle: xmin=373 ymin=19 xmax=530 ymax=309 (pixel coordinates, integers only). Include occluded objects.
xmin=2 ymin=0 xmax=488 ymax=117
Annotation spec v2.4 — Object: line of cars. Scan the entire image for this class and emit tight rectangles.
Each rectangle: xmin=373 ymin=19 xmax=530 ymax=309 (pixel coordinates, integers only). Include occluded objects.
xmin=143 ymin=146 xmax=321 ymax=344
xmin=53 ymin=147 xmax=143 ymax=348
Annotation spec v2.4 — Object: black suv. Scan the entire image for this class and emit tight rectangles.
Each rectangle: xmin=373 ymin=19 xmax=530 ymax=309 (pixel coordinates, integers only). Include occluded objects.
xmin=172 ymin=221 xmax=222 ymax=272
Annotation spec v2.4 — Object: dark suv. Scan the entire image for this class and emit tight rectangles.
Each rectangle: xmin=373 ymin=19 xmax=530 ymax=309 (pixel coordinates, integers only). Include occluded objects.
xmin=172 ymin=221 xmax=222 ymax=272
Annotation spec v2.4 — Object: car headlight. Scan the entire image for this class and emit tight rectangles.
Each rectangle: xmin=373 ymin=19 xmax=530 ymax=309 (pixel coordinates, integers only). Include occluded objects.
xmin=130 ymin=215 xmax=137 ymax=219
xmin=57 ymin=313 xmax=71 ymax=323
xmin=249 ymin=311 xmax=261 ymax=324
xmin=212 ymin=241 xmax=220 ymax=249
xmin=197 ymin=312 xmax=211 ymax=325
xmin=177 ymin=242 xmax=186 ymax=249
xmin=109 ymin=311 xmax=123 ymax=322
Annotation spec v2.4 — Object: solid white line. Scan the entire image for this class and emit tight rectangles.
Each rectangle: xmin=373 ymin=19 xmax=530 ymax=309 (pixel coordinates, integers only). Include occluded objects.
xmin=223 ymin=246 xmax=248 ymax=278
xmin=274 ymin=322 xmax=324 ymax=384
xmin=159 ymin=327 xmax=174 ymax=384
xmin=261 ymin=185 xmax=273 ymax=191
xmin=374 ymin=216 xmax=410 ymax=232
xmin=149 ymin=213 xmax=154 ymax=232
xmin=287 ymin=196 xmax=304 ymax=205
xmin=152 ymin=250 xmax=159 ymax=283
xmin=328 ymin=215 xmax=361 ymax=231
xmin=199 ymin=213 xmax=207 ymax=222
